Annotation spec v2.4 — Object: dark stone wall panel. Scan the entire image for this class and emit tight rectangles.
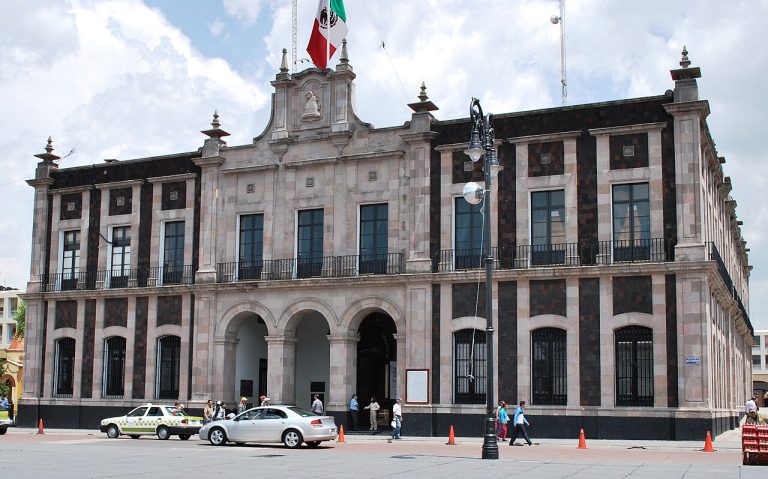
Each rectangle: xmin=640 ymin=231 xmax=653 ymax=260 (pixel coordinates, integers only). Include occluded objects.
xmin=528 ymin=141 xmax=564 ymax=177
xmin=530 ymin=279 xmax=566 ymax=317
xmin=109 ymin=187 xmax=133 ymax=216
xmin=498 ymin=142 xmax=517 ymax=249
xmin=133 ymin=296 xmax=148 ymax=399
xmin=86 ymin=188 xmax=101 ymax=288
xmin=104 ymin=298 xmax=128 ymax=328
xmin=81 ymin=299 xmax=96 ymax=398
xmin=59 ymin=193 xmax=82 ymax=220
xmin=157 ymin=295 xmax=182 ymax=327
xmin=431 ymin=285 xmax=440 ymax=406
xmin=613 ymin=276 xmax=652 ymax=315
xmin=579 ymin=278 xmax=600 ymax=406
xmin=451 ymin=150 xmax=484 ymax=184
xmin=54 ymin=300 xmax=77 ymax=329
xmin=498 ymin=282 xmax=517 ymax=402
xmin=429 ymin=148 xmax=441 ymax=263
xmin=452 ymin=283 xmax=486 ymax=319
xmin=666 ymin=274 xmax=679 ymax=408
xmin=609 ymin=133 xmax=649 ymax=169
xmin=661 ymin=123 xmax=677 ymax=246
xmin=161 ymin=181 xmax=186 ymax=210
xmin=137 ymin=182 xmax=153 ymax=273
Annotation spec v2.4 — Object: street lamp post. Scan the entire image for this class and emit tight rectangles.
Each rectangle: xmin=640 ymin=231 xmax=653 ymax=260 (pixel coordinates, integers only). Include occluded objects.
xmin=463 ymin=97 xmax=502 ymax=460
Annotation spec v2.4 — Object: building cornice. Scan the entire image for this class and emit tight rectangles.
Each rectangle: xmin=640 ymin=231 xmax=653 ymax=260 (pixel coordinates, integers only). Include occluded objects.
xmin=147 ymin=173 xmax=197 ymax=184
xmin=588 ymin=122 xmax=667 ymax=137
xmin=93 ymin=179 xmax=144 ymax=190
xmin=508 ymin=130 xmax=582 ymax=144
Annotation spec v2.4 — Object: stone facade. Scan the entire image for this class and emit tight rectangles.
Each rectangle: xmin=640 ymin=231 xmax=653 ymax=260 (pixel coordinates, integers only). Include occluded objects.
xmin=18 ymin=49 xmax=753 ymax=440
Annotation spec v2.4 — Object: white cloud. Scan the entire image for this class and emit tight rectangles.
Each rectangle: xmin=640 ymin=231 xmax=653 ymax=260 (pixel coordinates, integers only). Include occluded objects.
xmin=222 ymin=0 xmax=266 ymax=25
xmin=208 ymin=19 xmax=227 ymax=38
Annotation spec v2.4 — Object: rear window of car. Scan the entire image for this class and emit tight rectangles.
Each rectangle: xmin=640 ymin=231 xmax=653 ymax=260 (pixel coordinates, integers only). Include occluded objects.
xmin=287 ymin=407 xmax=315 ymax=417
xmin=127 ymin=407 xmax=148 ymax=417
xmin=147 ymin=407 xmax=164 ymax=417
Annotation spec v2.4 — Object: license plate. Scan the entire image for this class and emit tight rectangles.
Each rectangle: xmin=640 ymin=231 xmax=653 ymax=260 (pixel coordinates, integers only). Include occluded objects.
xmin=330 ymin=428 xmax=336 ymax=434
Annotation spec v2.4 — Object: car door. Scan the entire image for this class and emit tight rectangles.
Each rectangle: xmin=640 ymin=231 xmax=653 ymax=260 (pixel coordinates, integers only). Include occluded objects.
xmin=228 ymin=408 xmax=263 ymax=442
xmin=145 ymin=406 xmax=165 ymax=433
xmin=258 ymin=408 xmax=288 ymax=442
xmin=124 ymin=406 xmax=149 ymax=435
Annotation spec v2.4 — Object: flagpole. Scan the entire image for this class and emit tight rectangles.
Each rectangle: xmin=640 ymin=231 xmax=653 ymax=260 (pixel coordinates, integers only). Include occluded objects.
xmin=325 ymin=0 xmax=330 ymax=68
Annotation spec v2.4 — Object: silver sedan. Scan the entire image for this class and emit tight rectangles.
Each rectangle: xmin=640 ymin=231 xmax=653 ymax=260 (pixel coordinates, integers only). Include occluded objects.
xmin=199 ymin=405 xmax=337 ymax=448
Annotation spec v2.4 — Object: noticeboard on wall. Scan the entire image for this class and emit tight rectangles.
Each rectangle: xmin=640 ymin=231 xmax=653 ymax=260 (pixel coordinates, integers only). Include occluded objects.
xmin=406 ymin=369 xmax=429 ymax=404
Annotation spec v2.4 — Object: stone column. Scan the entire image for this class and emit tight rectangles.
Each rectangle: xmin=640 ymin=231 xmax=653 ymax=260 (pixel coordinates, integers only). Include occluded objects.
xmin=21 ymin=299 xmax=45 ymax=397
xmin=327 ymin=334 xmax=358 ymax=411
xmin=191 ymin=292 xmax=215 ymax=401
xmin=213 ymin=337 xmax=238 ymax=404
xmin=394 ymin=333 xmax=407 ymax=401
xmin=265 ymin=335 xmax=297 ymax=405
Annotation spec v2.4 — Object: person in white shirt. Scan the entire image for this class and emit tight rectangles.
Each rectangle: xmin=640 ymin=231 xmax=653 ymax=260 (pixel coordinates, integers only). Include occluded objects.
xmin=311 ymin=394 xmax=324 ymax=414
xmin=391 ymin=397 xmax=403 ymax=439
xmin=364 ymin=396 xmax=381 ymax=431
xmin=746 ymin=395 xmax=758 ymax=415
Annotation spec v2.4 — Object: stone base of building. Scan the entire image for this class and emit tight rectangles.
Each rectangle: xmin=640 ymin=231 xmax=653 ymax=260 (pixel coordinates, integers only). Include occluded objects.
xmin=18 ymin=401 xmax=739 ymax=441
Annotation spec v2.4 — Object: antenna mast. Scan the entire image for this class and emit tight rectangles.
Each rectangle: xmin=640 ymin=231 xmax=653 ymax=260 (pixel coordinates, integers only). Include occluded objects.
xmin=292 ymin=0 xmax=298 ymax=72
xmin=551 ymin=0 xmax=567 ymax=105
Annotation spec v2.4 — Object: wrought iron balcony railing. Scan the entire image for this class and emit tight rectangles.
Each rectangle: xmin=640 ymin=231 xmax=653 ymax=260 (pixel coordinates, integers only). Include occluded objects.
xmin=40 ymin=265 xmax=196 ymax=292
xmin=216 ymin=253 xmax=405 ymax=283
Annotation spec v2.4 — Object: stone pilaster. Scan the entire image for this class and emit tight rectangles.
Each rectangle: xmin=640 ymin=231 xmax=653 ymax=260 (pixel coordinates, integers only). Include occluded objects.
xmin=327 ymin=334 xmax=358 ymax=411
xmin=265 ymin=335 xmax=297 ymax=405
xmin=213 ymin=336 xmax=238 ymax=404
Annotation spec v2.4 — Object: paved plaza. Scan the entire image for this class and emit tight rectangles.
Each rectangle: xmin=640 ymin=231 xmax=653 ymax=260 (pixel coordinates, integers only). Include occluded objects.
xmin=0 ymin=427 xmax=765 ymax=478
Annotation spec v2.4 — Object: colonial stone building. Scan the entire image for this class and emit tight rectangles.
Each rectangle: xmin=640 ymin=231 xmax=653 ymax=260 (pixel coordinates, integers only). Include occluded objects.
xmin=19 ymin=46 xmax=752 ymax=440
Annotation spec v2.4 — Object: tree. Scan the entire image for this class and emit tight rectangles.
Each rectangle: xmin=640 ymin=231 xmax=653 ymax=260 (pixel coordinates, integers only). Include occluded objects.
xmin=13 ymin=300 xmax=24 ymax=339
xmin=0 ymin=358 xmax=7 ymax=398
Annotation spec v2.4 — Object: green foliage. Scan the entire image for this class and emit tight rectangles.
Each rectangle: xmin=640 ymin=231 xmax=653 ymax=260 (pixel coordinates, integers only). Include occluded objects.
xmin=0 ymin=359 xmax=7 ymax=398
xmin=13 ymin=300 xmax=25 ymax=338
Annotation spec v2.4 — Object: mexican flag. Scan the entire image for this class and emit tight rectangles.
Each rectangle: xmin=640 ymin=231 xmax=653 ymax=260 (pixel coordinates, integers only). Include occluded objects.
xmin=306 ymin=0 xmax=347 ymax=69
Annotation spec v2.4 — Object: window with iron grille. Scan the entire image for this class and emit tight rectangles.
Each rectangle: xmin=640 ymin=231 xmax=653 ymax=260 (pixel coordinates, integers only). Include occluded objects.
xmin=360 ymin=203 xmax=388 ymax=274
xmin=103 ymin=336 xmax=126 ymax=397
xmin=454 ymin=197 xmax=483 ymax=269
xmin=54 ymin=337 xmax=75 ymax=397
xmin=615 ymin=326 xmax=654 ymax=406
xmin=454 ymin=329 xmax=486 ymax=404
xmin=531 ymin=328 xmax=567 ymax=405
xmin=110 ymin=226 xmax=131 ymax=288
xmin=239 ymin=214 xmax=264 ymax=280
xmin=157 ymin=335 xmax=181 ymax=399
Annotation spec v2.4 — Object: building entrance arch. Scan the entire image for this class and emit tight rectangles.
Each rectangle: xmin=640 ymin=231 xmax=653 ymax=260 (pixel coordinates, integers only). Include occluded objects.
xmin=233 ymin=314 xmax=269 ymax=406
xmin=356 ymin=312 xmax=397 ymax=430
xmin=291 ymin=310 xmax=331 ymax=410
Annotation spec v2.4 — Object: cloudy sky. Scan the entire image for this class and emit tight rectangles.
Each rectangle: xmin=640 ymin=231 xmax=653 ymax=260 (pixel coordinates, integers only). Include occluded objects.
xmin=1 ymin=0 xmax=766 ymax=327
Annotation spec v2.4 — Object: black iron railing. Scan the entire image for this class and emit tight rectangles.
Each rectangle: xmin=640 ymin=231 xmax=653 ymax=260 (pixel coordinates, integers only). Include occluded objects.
xmin=40 ymin=265 xmax=195 ymax=292
xmin=709 ymin=242 xmax=752 ymax=335
xmin=216 ymin=253 xmax=405 ymax=283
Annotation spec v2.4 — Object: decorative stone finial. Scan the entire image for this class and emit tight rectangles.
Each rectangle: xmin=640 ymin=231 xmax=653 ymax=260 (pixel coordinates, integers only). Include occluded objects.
xmin=418 ymin=82 xmax=428 ymax=102
xmin=280 ymin=48 xmax=289 ymax=73
xmin=680 ymin=46 xmax=691 ymax=68
xmin=201 ymin=110 xmax=230 ymax=139
xmin=34 ymin=135 xmax=61 ymax=163
xmin=340 ymin=39 xmax=349 ymax=64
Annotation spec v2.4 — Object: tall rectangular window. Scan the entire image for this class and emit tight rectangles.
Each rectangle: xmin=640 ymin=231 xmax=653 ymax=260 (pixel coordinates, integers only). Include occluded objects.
xmin=54 ymin=337 xmax=76 ymax=397
xmin=110 ymin=226 xmax=131 ymax=288
xmin=454 ymin=197 xmax=483 ymax=269
xmin=531 ymin=328 xmax=567 ymax=405
xmin=297 ymin=209 xmax=324 ymax=278
xmin=163 ymin=221 xmax=185 ymax=284
xmin=103 ymin=336 xmax=126 ymax=397
xmin=239 ymin=214 xmax=264 ymax=280
xmin=61 ymin=230 xmax=80 ymax=291
xmin=612 ymin=183 xmax=650 ymax=261
xmin=157 ymin=335 xmax=181 ymax=399
xmin=530 ymin=190 xmax=566 ymax=265
xmin=454 ymin=329 xmax=486 ymax=404
xmin=615 ymin=326 xmax=654 ymax=406
xmin=360 ymin=204 xmax=388 ymax=274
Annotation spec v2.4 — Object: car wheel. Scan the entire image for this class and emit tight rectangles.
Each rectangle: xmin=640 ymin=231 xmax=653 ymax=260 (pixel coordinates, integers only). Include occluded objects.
xmin=306 ymin=441 xmax=321 ymax=448
xmin=179 ymin=434 xmax=191 ymax=441
xmin=0 ymin=428 xmax=7 ymax=435
xmin=282 ymin=429 xmax=303 ymax=449
xmin=106 ymin=424 xmax=120 ymax=439
xmin=129 ymin=435 xmax=140 ymax=439
xmin=209 ymin=427 xmax=227 ymax=446
xmin=156 ymin=426 xmax=171 ymax=440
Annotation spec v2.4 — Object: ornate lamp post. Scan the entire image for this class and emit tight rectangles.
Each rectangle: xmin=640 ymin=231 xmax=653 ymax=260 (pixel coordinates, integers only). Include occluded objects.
xmin=463 ymin=98 xmax=502 ymax=460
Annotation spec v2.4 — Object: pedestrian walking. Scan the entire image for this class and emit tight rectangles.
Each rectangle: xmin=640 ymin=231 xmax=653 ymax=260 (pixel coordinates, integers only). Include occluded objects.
xmin=259 ymin=395 xmax=270 ymax=406
xmin=203 ymin=399 xmax=214 ymax=424
xmin=0 ymin=396 xmax=7 ymax=410
xmin=508 ymin=400 xmax=533 ymax=446
xmin=238 ymin=397 xmax=248 ymax=414
xmin=364 ymin=396 xmax=381 ymax=431
xmin=391 ymin=397 xmax=403 ymax=439
xmin=212 ymin=400 xmax=224 ymax=421
xmin=311 ymin=394 xmax=324 ymax=414
xmin=348 ymin=394 xmax=359 ymax=430
xmin=496 ymin=401 xmax=509 ymax=440
xmin=746 ymin=395 xmax=758 ymax=414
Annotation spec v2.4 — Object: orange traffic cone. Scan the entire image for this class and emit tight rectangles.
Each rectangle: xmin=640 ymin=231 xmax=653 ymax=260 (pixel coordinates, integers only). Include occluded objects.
xmin=37 ymin=418 xmax=45 ymax=435
xmin=337 ymin=425 xmax=345 ymax=443
xmin=703 ymin=430 xmax=715 ymax=452
xmin=447 ymin=425 xmax=456 ymax=445
xmin=577 ymin=428 xmax=587 ymax=449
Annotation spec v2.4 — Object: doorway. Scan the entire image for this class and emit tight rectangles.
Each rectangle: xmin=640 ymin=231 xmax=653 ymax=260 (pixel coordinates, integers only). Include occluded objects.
xmin=356 ymin=313 xmax=397 ymax=430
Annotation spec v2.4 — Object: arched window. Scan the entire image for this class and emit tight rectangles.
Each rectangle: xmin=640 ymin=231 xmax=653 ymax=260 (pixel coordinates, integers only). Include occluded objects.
xmin=54 ymin=337 xmax=75 ymax=397
xmin=615 ymin=326 xmax=654 ymax=406
xmin=454 ymin=329 xmax=486 ymax=404
xmin=157 ymin=335 xmax=181 ymax=399
xmin=531 ymin=328 xmax=567 ymax=405
xmin=103 ymin=336 xmax=126 ymax=397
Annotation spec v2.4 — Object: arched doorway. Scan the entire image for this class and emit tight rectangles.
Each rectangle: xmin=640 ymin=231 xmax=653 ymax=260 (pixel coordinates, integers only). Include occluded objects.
xmin=234 ymin=314 xmax=268 ymax=405
xmin=293 ymin=311 xmax=330 ymax=410
xmin=356 ymin=312 xmax=397 ymax=430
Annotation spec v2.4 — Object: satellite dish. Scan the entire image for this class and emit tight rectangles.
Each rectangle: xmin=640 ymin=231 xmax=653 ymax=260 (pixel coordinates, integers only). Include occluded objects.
xmin=550 ymin=15 xmax=560 ymax=24
xmin=463 ymin=182 xmax=483 ymax=205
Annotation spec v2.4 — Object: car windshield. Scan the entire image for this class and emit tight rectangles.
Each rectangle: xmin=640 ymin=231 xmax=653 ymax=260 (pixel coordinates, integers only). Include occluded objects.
xmin=288 ymin=406 xmax=316 ymax=417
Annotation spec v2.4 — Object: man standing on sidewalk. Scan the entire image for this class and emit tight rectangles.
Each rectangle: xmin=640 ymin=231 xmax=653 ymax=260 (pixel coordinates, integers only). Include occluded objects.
xmin=348 ymin=394 xmax=359 ymax=431
xmin=509 ymin=400 xmax=533 ymax=446
xmin=392 ymin=398 xmax=403 ymax=439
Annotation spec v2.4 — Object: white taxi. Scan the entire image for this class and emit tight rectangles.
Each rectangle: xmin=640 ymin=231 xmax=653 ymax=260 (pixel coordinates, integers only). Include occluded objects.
xmin=99 ymin=404 xmax=203 ymax=440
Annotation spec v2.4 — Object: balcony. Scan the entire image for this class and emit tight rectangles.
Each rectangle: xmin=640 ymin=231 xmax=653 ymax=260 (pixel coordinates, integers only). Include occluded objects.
xmin=40 ymin=265 xmax=196 ymax=292
xmin=217 ymin=253 xmax=405 ymax=283
xmin=431 ymin=238 xmax=675 ymax=272
xmin=709 ymin=242 xmax=752 ymax=335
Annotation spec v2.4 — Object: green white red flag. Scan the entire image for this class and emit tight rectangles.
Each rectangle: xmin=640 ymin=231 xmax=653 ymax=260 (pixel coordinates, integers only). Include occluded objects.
xmin=306 ymin=0 xmax=347 ymax=69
